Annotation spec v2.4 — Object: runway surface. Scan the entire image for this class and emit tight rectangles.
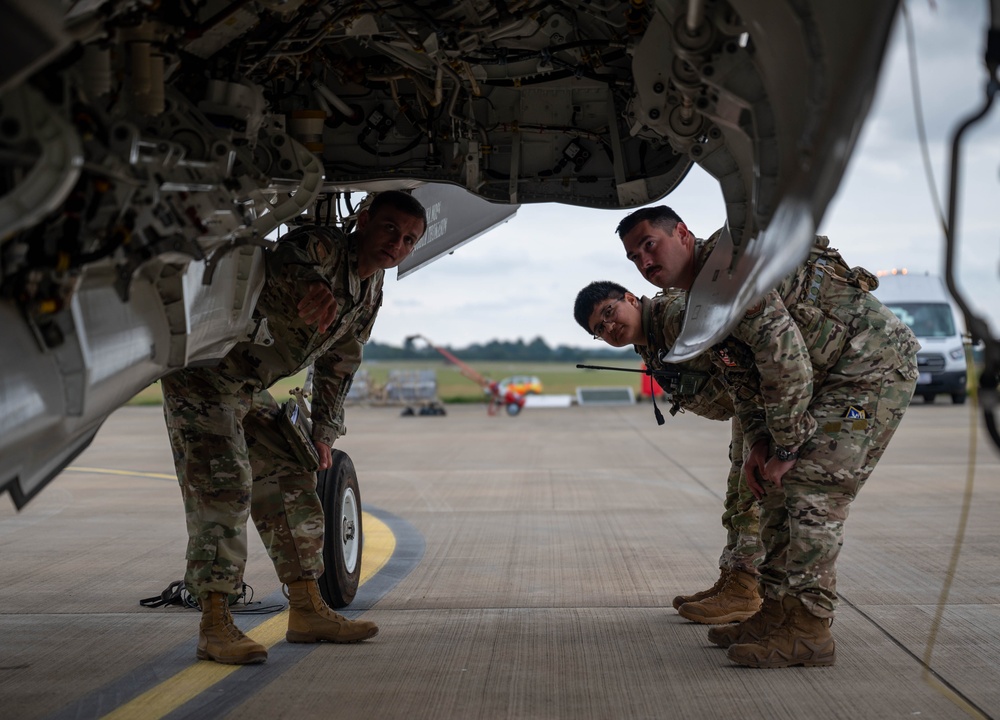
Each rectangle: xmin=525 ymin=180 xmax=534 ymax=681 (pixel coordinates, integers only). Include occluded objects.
xmin=2 ymin=400 xmax=998 ymax=719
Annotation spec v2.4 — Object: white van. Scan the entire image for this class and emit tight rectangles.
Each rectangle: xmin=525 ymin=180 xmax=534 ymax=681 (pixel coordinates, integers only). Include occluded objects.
xmin=873 ymin=273 xmax=968 ymax=404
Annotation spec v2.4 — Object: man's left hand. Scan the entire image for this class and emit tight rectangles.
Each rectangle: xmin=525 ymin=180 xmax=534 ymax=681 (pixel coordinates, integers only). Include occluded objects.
xmin=315 ymin=440 xmax=333 ymax=471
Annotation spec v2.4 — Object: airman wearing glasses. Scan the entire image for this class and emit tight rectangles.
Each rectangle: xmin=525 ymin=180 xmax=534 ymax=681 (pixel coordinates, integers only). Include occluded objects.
xmin=575 ymin=281 xmax=763 ymax=627
xmin=580 ymin=205 xmax=919 ymax=670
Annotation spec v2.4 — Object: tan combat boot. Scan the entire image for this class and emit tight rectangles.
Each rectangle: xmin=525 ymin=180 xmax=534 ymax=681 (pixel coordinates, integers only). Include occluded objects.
xmin=726 ymin=595 xmax=836 ymax=668
xmin=285 ymin=579 xmax=379 ymax=643
xmin=197 ymin=592 xmax=268 ymax=665
xmin=672 ymin=568 xmax=730 ymax=610
xmin=677 ymin=569 xmax=761 ymax=624
xmin=707 ymin=595 xmax=784 ymax=648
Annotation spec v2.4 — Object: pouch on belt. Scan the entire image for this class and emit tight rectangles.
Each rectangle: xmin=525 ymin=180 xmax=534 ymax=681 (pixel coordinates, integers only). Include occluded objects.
xmin=278 ymin=398 xmax=321 ymax=471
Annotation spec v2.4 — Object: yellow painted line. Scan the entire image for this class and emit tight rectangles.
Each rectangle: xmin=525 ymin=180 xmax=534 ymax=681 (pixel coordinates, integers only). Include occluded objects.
xmin=66 ymin=466 xmax=177 ymax=480
xmin=360 ymin=509 xmax=396 ymax=583
xmin=101 ymin=512 xmax=395 ymax=720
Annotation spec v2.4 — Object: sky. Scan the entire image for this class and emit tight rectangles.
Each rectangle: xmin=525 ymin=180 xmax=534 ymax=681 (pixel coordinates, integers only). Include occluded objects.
xmin=371 ymin=0 xmax=999 ymax=349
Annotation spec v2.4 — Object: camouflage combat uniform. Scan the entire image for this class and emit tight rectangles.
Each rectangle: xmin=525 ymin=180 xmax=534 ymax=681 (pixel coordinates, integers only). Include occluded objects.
xmin=647 ymin=234 xmax=919 ymax=618
xmin=161 ymin=226 xmax=383 ymax=599
xmin=636 ymin=293 xmax=762 ymax=574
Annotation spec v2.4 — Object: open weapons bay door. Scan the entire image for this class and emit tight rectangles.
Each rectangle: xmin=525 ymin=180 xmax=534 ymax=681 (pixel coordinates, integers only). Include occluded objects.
xmin=397 ymin=184 xmax=520 ymax=279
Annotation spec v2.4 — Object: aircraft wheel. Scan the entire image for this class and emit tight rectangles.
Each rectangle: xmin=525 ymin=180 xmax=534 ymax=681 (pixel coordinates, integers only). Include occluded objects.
xmin=316 ymin=450 xmax=362 ymax=608
xmin=506 ymin=402 xmax=522 ymax=416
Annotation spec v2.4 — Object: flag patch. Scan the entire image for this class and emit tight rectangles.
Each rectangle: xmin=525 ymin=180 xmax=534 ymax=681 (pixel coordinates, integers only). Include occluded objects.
xmin=716 ymin=348 xmax=738 ymax=367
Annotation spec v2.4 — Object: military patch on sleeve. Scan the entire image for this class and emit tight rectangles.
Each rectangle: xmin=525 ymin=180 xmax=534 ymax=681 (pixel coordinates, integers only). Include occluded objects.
xmin=715 ymin=348 xmax=738 ymax=367
xmin=843 ymin=405 xmax=868 ymax=420
xmin=744 ymin=299 xmax=765 ymax=319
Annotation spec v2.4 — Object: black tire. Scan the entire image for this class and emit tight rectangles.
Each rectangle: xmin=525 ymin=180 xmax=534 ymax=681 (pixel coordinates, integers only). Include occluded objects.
xmin=923 ymin=394 xmax=936 ymax=404
xmin=506 ymin=402 xmax=522 ymax=416
xmin=315 ymin=450 xmax=362 ymax=608
xmin=952 ymin=392 xmax=967 ymax=405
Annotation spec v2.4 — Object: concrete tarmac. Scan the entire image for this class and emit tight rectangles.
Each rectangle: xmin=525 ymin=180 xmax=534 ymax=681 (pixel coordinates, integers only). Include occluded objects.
xmin=1 ymin=400 xmax=999 ymax=719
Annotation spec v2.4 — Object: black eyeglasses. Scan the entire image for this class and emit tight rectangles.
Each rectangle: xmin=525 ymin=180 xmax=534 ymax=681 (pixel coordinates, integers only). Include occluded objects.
xmin=592 ymin=298 xmax=622 ymax=340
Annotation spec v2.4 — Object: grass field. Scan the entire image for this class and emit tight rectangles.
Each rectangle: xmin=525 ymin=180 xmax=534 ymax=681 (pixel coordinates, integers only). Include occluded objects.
xmin=127 ymin=358 xmax=645 ymax=406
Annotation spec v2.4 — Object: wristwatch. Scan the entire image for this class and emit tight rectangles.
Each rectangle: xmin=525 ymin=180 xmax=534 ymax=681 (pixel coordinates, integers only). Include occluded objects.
xmin=773 ymin=446 xmax=799 ymax=462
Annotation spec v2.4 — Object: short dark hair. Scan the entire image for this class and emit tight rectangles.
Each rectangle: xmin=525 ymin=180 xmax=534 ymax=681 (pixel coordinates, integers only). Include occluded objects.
xmin=616 ymin=206 xmax=683 ymax=239
xmin=368 ymin=190 xmax=428 ymax=234
xmin=574 ymin=281 xmax=629 ymax=334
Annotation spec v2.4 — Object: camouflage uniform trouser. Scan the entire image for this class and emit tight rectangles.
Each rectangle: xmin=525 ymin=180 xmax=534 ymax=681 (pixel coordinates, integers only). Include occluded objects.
xmin=757 ymin=359 xmax=918 ymax=619
xmin=161 ymin=366 xmax=324 ymax=600
xmin=719 ymin=416 xmax=762 ymax=574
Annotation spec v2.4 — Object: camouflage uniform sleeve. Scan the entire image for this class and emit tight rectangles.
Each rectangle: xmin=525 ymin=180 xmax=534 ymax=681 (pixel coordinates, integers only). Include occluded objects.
xmin=268 ymin=226 xmax=354 ymax=446
xmin=310 ymin=279 xmax=384 ymax=446
xmin=265 ymin=226 xmax=337 ymax=289
xmin=729 ymin=387 xmax=770 ymax=450
xmin=731 ymin=290 xmax=816 ymax=450
xmin=311 ymin=333 xmax=364 ymax=446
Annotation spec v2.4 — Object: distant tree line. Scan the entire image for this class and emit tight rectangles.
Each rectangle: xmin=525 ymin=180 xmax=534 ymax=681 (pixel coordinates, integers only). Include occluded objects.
xmin=365 ymin=337 xmax=632 ymax=362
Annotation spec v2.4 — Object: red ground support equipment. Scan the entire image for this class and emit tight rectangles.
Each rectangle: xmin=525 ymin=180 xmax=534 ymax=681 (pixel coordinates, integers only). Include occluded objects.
xmin=406 ymin=335 xmax=526 ymax=416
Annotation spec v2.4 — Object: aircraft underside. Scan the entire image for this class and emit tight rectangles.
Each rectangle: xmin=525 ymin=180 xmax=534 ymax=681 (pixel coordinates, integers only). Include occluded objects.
xmin=1 ymin=0 xmax=996 ymax=508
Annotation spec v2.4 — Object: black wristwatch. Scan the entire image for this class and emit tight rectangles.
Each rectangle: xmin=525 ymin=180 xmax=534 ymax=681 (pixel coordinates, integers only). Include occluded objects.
xmin=773 ymin=446 xmax=799 ymax=462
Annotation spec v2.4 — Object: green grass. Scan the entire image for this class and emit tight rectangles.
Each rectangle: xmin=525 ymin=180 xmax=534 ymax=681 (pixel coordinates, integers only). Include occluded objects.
xmin=128 ymin=344 xmax=990 ymax=406
xmin=127 ymin=358 xmax=645 ymax=406
xmin=362 ymin=358 xmax=642 ymax=402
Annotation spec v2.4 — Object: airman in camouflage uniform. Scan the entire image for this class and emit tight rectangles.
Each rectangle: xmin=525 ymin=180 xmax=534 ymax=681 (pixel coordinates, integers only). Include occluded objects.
xmin=599 ymin=205 xmax=919 ymax=668
xmin=161 ymin=191 xmax=426 ymax=665
xmin=574 ymin=285 xmax=763 ymax=625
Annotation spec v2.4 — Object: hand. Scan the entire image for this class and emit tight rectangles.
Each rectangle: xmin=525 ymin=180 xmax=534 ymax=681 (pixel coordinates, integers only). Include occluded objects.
xmin=297 ymin=282 xmax=338 ymax=333
xmin=743 ymin=440 xmax=769 ymax=499
xmin=762 ymin=454 xmax=797 ymax=488
xmin=314 ymin=440 xmax=333 ymax=471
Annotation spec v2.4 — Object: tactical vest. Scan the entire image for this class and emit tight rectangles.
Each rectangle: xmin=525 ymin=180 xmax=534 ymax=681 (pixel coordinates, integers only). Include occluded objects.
xmin=777 ymin=236 xmax=883 ymax=374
